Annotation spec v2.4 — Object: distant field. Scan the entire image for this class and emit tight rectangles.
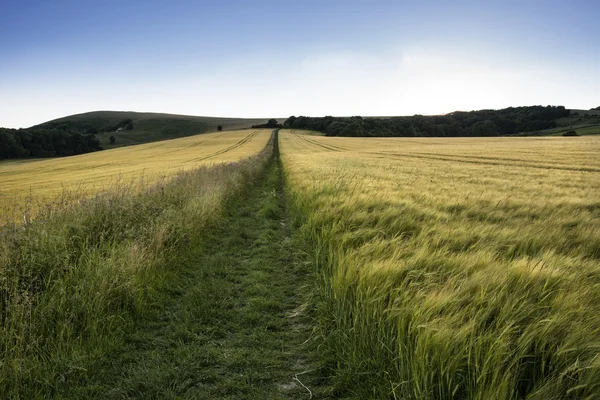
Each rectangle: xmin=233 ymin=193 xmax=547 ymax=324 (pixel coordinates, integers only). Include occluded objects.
xmin=34 ymin=111 xmax=275 ymax=148
xmin=535 ymin=109 xmax=600 ymax=136
xmin=0 ymin=129 xmax=271 ymax=221
xmin=549 ymin=124 xmax=600 ymax=136
xmin=281 ymin=130 xmax=600 ymax=398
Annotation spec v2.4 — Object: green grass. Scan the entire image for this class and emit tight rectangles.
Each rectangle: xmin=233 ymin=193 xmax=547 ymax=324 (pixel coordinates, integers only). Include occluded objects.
xmin=530 ymin=109 xmax=600 ymax=136
xmin=34 ymin=110 xmax=275 ymax=148
xmin=550 ymin=124 xmax=600 ymax=136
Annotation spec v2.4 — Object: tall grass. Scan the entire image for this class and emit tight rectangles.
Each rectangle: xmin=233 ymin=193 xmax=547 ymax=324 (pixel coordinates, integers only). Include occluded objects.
xmin=0 ymin=132 xmax=274 ymax=397
xmin=280 ymin=130 xmax=600 ymax=399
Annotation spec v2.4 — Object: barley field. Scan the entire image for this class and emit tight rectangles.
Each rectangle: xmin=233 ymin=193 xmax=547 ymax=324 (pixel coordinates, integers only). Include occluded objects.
xmin=0 ymin=131 xmax=274 ymax=396
xmin=280 ymin=129 xmax=600 ymax=399
xmin=0 ymin=129 xmax=271 ymax=222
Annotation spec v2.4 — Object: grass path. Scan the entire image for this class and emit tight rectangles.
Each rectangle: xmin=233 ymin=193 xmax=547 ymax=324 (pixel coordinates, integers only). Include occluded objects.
xmin=66 ymin=142 xmax=329 ymax=398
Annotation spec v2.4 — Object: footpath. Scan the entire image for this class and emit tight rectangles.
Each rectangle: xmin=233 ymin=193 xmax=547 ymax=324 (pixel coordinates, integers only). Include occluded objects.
xmin=66 ymin=135 xmax=329 ymax=399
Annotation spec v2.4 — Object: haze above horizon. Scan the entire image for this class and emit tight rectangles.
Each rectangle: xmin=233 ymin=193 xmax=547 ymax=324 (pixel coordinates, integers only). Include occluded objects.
xmin=1 ymin=0 xmax=599 ymax=128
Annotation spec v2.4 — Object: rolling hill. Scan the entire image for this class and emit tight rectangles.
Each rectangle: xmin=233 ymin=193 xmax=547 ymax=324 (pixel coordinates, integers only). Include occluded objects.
xmin=32 ymin=111 xmax=276 ymax=148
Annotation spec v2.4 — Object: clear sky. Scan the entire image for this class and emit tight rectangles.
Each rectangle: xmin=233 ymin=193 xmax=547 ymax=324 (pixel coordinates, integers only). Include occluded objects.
xmin=1 ymin=0 xmax=599 ymax=128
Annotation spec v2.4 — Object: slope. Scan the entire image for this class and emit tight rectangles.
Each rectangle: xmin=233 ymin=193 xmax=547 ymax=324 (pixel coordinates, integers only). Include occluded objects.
xmin=33 ymin=111 xmax=275 ymax=148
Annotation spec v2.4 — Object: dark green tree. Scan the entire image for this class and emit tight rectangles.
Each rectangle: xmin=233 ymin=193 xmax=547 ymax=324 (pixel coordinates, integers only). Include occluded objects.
xmin=284 ymin=116 xmax=296 ymax=127
xmin=109 ymin=136 xmax=116 ymax=145
xmin=471 ymin=120 xmax=499 ymax=136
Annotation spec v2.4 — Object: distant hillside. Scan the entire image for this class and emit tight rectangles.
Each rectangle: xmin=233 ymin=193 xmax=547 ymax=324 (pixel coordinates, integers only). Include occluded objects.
xmin=33 ymin=111 xmax=273 ymax=148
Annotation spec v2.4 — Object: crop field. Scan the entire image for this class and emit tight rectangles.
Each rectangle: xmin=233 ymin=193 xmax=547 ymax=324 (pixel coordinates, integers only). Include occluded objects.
xmin=0 ymin=129 xmax=271 ymax=221
xmin=0 ymin=130 xmax=275 ymax=396
xmin=280 ymin=130 xmax=600 ymax=398
xmin=3 ymin=127 xmax=600 ymax=397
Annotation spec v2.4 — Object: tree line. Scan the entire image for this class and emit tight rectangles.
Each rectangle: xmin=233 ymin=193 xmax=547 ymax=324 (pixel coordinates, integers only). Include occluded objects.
xmin=0 ymin=118 xmax=138 ymax=159
xmin=284 ymin=106 xmax=570 ymax=137
xmin=0 ymin=127 xmax=102 ymax=159
xmin=39 ymin=118 xmax=134 ymax=134
xmin=252 ymin=119 xmax=283 ymax=129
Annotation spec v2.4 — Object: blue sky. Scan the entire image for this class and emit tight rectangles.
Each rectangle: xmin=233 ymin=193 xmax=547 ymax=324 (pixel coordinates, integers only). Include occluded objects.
xmin=1 ymin=0 xmax=599 ymax=128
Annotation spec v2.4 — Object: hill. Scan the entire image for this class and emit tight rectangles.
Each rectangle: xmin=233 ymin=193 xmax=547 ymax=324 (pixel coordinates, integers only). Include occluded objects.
xmin=33 ymin=111 xmax=274 ymax=148
xmin=542 ymin=108 xmax=600 ymax=136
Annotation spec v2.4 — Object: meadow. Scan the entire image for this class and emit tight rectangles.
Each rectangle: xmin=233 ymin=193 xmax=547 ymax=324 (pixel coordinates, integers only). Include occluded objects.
xmin=0 ymin=129 xmax=271 ymax=223
xmin=0 ymin=130 xmax=274 ymax=396
xmin=280 ymin=130 xmax=600 ymax=399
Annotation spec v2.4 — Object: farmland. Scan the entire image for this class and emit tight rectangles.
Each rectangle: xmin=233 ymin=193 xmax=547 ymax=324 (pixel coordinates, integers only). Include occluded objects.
xmin=280 ymin=130 xmax=600 ymax=398
xmin=2 ymin=127 xmax=600 ymax=398
xmin=0 ymin=129 xmax=271 ymax=222
xmin=0 ymin=129 xmax=284 ymax=397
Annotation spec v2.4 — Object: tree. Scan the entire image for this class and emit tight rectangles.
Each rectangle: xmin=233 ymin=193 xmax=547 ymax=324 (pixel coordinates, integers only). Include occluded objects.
xmin=109 ymin=136 xmax=116 ymax=145
xmin=217 ymin=125 xmax=223 ymax=131
xmin=341 ymin=119 xmax=364 ymax=137
xmin=471 ymin=120 xmax=499 ymax=136
xmin=284 ymin=116 xmax=296 ymax=128
xmin=325 ymin=121 xmax=348 ymax=136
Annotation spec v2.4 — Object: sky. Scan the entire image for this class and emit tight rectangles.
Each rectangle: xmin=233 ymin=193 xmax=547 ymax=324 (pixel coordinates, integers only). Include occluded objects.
xmin=1 ymin=0 xmax=599 ymax=128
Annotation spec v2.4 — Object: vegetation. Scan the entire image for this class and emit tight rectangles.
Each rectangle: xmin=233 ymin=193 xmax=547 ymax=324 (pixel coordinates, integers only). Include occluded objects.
xmin=3 ymin=124 xmax=600 ymax=398
xmin=0 ymin=129 xmax=272 ymax=223
xmin=280 ymin=129 xmax=600 ymax=399
xmin=0 ymin=127 xmax=101 ymax=159
xmin=252 ymin=119 xmax=283 ymax=129
xmin=65 ymin=136 xmax=328 ymax=398
xmin=29 ymin=111 xmax=271 ymax=150
xmin=563 ymin=130 xmax=578 ymax=136
xmin=553 ymin=125 xmax=600 ymax=136
xmin=283 ymin=105 xmax=570 ymax=137
xmin=0 ymin=131 xmax=275 ymax=397
xmin=34 ymin=116 xmax=131 ymax=134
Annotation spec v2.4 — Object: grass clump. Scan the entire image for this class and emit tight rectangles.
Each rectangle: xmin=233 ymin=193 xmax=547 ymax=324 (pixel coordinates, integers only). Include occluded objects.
xmin=0 ymin=132 xmax=274 ymax=397
xmin=280 ymin=130 xmax=600 ymax=399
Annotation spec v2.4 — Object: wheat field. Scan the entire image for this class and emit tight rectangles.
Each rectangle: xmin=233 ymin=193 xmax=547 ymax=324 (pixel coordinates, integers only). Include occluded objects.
xmin=0 ymin=131 xmax=274 ymax=396
xmin=0 ymin=129 xmax=271 ymax=221
xmin=280 ymin=129 xmax=600 ymax=399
